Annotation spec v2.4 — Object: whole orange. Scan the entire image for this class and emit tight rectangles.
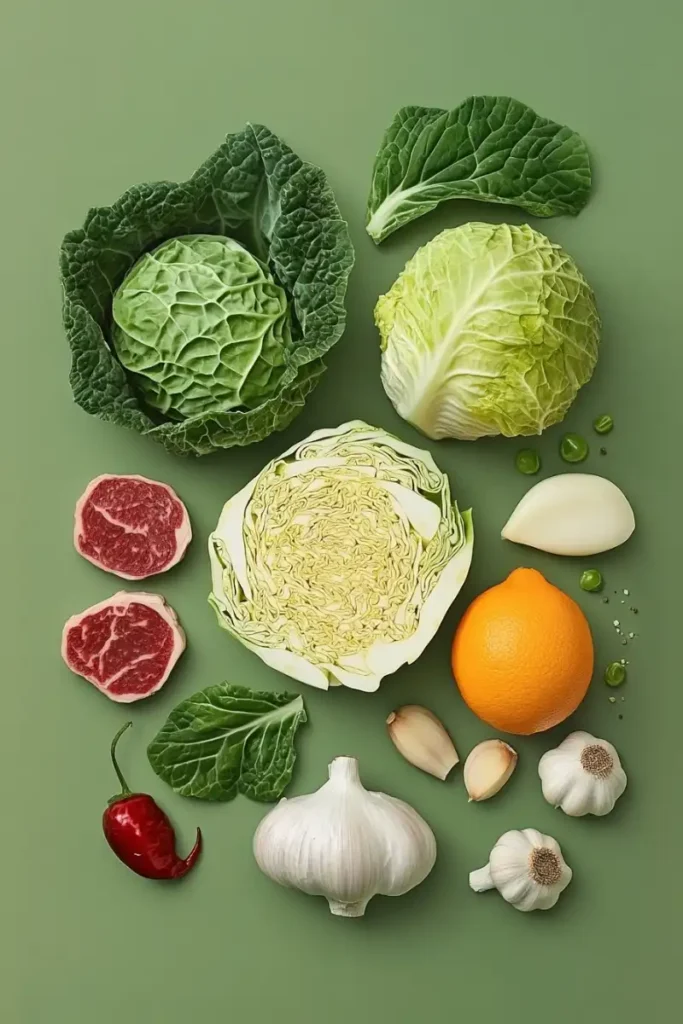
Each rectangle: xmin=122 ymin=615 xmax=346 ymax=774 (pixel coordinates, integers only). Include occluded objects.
xmin=451 ymin=568 xmax=593 ymax=735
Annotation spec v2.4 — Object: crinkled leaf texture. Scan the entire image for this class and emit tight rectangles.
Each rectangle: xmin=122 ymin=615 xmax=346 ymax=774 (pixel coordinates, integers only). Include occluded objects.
xmin=147 ymin=683 xmax=307 ymax=801
xmin=367 ymin=96 xmax=591 ymax=243
xmin=60 ymin=124 xmax=354 ymax=455
xmin=376 ymin=224 xmax=600 ymax=441
xmin=209 ymin=420 xmax=474 ymax=692
xmin=111 ymin=236 xmax=292 ymax=420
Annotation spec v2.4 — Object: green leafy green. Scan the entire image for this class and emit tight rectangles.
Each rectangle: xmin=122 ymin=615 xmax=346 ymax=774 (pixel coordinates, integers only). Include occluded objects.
xmin=376 ymin=224 xmax=600 ymax=440
xmin=367 ymin=96 xmax=591 ymax=243
xmin=60 ymin=124 xmax=354 ymax=455
xmin=147 ymin=683 xmax=307 ymax=801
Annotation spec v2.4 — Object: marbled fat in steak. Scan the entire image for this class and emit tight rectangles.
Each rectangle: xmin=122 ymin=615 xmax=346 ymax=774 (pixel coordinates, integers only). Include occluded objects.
xmin=74 ymin=475 xmax=191 ymax=580
xmin=61 ymin=592 xmax=185 ymax=702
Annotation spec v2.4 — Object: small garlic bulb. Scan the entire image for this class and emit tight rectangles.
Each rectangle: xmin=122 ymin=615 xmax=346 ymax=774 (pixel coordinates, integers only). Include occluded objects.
xmin=470 ymin=829 xmax=572 ymax=911
xmin=253 ymin=756 xmax=437 ymax=917
xmin=539 ymin=730 xmax=627 ymax=816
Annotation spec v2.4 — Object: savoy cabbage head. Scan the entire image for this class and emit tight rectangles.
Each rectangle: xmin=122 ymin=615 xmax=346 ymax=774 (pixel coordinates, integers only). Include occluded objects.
xmin=60 ymin=125 xmax=354 ymax=456
xmin=111 ymin=235 xmax=292 ymax=421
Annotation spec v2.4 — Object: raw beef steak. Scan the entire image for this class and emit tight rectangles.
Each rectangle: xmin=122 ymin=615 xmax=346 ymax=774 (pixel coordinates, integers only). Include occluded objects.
xmin=61 ymin=592 xmax=186 ymax=702
xmin=74 ymin=474 xmax=191 ymax=580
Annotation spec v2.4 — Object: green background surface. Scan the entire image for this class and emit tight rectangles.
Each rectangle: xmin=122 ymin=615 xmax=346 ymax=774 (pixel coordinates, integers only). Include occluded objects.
xmin=2 ymin=1 xmax=680 ymax=1021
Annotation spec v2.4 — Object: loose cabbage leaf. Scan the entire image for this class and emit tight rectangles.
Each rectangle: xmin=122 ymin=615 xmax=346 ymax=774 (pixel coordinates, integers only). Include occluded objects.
xmin=376 ymin=224 xmax=600 ymax=440
xmin=147 ymin=683 xmax=307 ymax=801
xmin=367 ymin=96 xmax=591 ymax=243
xmin=60 ymin=124 xmax=354 ymax=455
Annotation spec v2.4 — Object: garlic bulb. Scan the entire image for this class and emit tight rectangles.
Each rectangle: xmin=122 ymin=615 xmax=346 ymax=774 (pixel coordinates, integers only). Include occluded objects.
xmin=502 ymin=474 xmax=635 ymax=555
xmin=539 ymin=730 xmax=627 ymax=816
xmin=253 ymin=756 xmax=436 ymax=917
xmin=387 ymin=705 xmax=459 ymax=779
xmin=470 ymin=829 xmax=572 ymax=911
xmin=463 ymin=739 xmax=517 ymax=801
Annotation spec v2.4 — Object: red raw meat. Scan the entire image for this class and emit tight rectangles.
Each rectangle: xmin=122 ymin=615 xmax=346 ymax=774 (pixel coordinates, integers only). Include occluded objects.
xmin=74 ymin=474 xmax=192 ymax=580
xmin=61 ymin=593 xmax=186 ymax=703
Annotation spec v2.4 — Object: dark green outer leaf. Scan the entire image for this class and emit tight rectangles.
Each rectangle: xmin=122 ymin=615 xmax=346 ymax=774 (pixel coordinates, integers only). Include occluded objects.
xmin=366 ymin=96 xmax=591 ymax=243
xmin=60 ymin=124 xmax=354 ymax=455
xmin=147 ymin=683 xmax=307 ymax=801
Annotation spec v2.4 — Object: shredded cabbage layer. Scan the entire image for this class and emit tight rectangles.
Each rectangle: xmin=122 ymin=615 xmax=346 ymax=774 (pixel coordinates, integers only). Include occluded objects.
xmin=209 ymin=422 xmax=473 ymax=690
xmin=246 ymin=468 xmax=422 ymax=662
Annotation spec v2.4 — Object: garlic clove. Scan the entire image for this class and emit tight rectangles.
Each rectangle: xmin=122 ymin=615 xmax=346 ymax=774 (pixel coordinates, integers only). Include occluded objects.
xmin=550 ymin=774 xmax=595 ymax=817
xmin=463 ymin=739 xmax=518 ymax=801
xmin=587 ymin=781 xmax=625 ymax=817
xmin=502 ymin=474 xmax=635 ymax=556
xmin=386 ymin=705 xmax=459 ymax=780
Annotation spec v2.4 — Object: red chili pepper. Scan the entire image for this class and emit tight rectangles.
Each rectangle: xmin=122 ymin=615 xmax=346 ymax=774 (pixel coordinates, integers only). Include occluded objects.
xmin=103 ymin=722 xmax=202 ymax=880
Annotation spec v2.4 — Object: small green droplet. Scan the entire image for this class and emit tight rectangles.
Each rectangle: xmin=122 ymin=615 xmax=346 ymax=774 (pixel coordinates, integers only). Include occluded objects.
xmin=580 ymin=569 xmax=603 ymax=593
xmin=560 ymin=433 xmax=589 ymax=463
xmin=593 ymin=414 xmax=614 ymax=435
xmin=605 ymin=662 xmax=627 ymax=687
xmin=515 ymin=448 xmax=541 ymax=475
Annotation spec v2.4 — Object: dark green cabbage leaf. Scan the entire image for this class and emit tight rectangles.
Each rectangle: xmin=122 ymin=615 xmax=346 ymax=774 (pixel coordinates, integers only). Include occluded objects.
xmin=367 ymin=96 xmax=591 ymax=243
xmin=60 ymin=124 xmax=354 ymax=455
xmin=148 ymin=683 xmax=307 ymax=801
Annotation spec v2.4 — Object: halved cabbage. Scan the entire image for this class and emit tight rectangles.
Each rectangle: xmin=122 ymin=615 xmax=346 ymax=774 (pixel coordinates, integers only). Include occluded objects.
xmin=209 ymin=421 xmax=473 ymax=691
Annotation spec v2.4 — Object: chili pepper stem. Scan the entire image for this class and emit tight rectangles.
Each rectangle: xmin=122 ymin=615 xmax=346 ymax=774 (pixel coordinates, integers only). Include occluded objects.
xmin=110 ymin=721 xmax=134 ymax=796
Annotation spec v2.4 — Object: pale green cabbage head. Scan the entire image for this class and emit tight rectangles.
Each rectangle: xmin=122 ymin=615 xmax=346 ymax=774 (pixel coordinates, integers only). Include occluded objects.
xmin=209 ymin=421 xmax=473 ymax=691
xmin=112 ymin=235 xmax=290 ymax=420
xmin=376 ymin=223 xmax=600 ymax=441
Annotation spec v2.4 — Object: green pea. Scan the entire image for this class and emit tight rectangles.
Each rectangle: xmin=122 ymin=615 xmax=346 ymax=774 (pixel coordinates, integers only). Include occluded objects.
xmin=593 ymin=414 xmax=614 ymax=435
xmin=515 ymin=448 xmax=541 ymax=475
xmin=604 ymin=662 xmax=626 ymax=687
xmin=560 ymin=432 xmax=589 ymax=463
xmin=580 ymin=569 xmax=603 ymax=593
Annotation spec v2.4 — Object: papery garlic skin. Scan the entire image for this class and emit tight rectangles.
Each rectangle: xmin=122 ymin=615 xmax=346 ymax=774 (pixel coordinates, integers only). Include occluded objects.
xmin=502 ymin=474 xmax=635 ymax=556
xmin=463 ymin=739 xmax=517 ymax=801
xmin=539 ymin=731 xmax=627 ymax=816
xmin=470 ymin=828 xmax=572 ymax=911
xmin=253 ymin=756 xmax=436 ymax=917
xmin=387 ymin=705 xmax=459 ymax=780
